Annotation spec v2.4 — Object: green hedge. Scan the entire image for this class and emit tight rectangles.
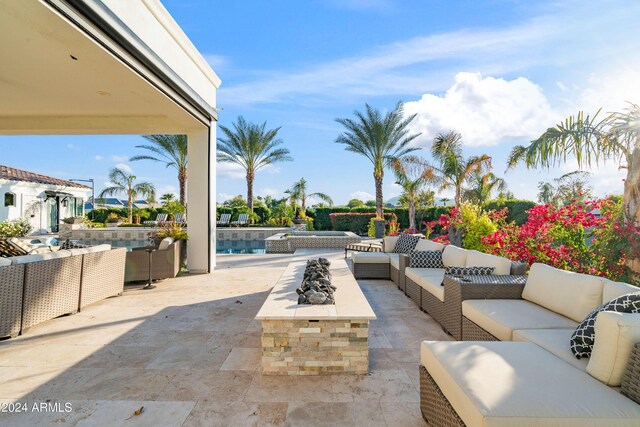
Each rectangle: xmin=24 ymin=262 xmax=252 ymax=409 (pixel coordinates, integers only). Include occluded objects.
xmin=314 ymin=206 xmax=451 ymax=230
xmin=330 ymin=212 xmax=398 ymax=234
xmin=483 ymin=199 xmax=536 ymax=225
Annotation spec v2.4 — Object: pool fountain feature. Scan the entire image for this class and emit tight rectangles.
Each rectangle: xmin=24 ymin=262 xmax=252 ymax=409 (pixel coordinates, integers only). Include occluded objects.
xmin=264 ymin=231 xmax=360 ymax=253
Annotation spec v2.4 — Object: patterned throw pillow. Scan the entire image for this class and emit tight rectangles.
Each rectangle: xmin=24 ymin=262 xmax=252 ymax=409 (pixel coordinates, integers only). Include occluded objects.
xmin=570 ymin=292 xmax=640 ymax=359
xmin=392 ymin=234 xmax=422 ymax=254
xmin=445 ymin=266 xmax=495 ymax=276
xmin=410 ymin=250 xmax=444 ymax=268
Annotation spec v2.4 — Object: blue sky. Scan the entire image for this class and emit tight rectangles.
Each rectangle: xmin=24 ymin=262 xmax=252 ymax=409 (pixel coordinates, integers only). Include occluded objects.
xmin=2 ymin=0 xmax=639 ymax=205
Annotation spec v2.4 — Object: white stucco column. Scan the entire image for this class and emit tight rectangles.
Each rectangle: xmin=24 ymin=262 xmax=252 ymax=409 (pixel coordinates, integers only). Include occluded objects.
xmin=187 ymin=126 xmax=216 ymax=273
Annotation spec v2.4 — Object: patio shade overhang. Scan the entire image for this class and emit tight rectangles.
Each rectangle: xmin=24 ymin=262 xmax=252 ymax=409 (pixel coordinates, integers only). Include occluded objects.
xmin=0 ymin=0 xmax=221 ymax=272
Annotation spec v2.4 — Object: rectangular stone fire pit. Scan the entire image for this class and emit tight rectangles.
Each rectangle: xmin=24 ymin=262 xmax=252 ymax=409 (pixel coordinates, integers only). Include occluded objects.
xmin=255 ymin=258 xmax=376 ymax=375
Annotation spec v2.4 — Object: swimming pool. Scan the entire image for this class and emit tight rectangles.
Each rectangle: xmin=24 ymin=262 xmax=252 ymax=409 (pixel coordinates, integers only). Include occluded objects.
xmin=216 ymin=239 xmax=266 ymax=254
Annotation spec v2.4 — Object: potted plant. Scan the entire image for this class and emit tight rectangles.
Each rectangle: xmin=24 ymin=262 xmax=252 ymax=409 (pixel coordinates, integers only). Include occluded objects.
xmin=373 ymin=216 xmax=386 ymax=238
xmin=105 ymin=212 xmax=122 ymax=225
xmin=62 ymin=217 xmax=84 ymax=224
xmin=292 ymin=208 xmax=306 ymax=225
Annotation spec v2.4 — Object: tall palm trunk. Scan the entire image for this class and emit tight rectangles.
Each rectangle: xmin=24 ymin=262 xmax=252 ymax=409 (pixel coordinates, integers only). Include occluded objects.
xmin=127 ymin=192 xmax=133 ymax=223
xmin=178 ymin=167 xmax=187 ymax=209
xmin=454 ymin=183 xmax=462 ymax=208
xmin=374 ymin=170 xmax=384 ymax=218
xmin=246 ymin=170 xmax=255 ymax=212
xmin=408 ymin=197 xmax=416 ymax=231
xmin=625 ymin=146 xmax=640 ymax=279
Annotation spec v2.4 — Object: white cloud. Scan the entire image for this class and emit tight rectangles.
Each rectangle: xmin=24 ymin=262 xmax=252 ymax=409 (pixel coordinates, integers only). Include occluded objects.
xmin=350 ymin=191 xmax=374 ymax=201
xmin=94 ymin=155 xmax=104 ymax=161
xmin=559 ymin=160 xmax=626 ymax=198
xmin=66 ymin=143 xmax=78 ymax=150
xmin=216 ymin=162 xmax=245 ymax=180
xmin=203 ymin=54 xmax=229 ymax=72
xmin=157 ymin=185 xmax=177 ymax=197
xmin=115 ymin=162 xmax=133 ymax=174
xmin=403 ymin=72 xmax=557 ymax=147
xmin=111 ymin=155 xmax=129 ymax=162
xmin=218 ymin=2 xmax=640 ymax=106
xmin=218 ymin=192 xmax=237 ymax=202
xmin=257 ymin=188 xmax=283 ymax=198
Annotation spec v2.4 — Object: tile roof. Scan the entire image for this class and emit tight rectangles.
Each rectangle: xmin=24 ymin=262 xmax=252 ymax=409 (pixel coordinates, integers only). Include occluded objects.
xmin=0 ymin=165 xmax=91 ymax=189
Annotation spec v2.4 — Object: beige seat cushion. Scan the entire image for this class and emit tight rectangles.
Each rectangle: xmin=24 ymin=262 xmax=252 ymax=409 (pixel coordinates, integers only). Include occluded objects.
xmin=414 ymin=239 xmax=444 ymax=252
xmin=383 ymin=236 xmax=399 ymax=253
xmin=587 ymin=311 xmax=640 ymax=386
xmin=465 ymin=250 xmax=512 ymax=275
xmin=420 ymin=341 xmax=640 ymax=427
xmin=513 ymin=328 xmax=587 ymax=372
xmin=522 ymin=263 xmax=604 ymax=322
xmin=442 ymin=245 xmax=468 ymax=267
xmin=387 ymin=253 xmax=400 ymax=269
xmin=352 ymin=252 xmax=390 ymax=264
xmin=462 ymin=299 xmax=578 ymax=341
xmin=602 ymin=278 xmax=639 ymax=304
xmin=406 ymin=267 xmax=445 ymax=301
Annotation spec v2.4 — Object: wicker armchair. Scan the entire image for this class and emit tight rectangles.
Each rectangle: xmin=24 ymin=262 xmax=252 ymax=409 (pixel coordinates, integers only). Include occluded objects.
xmin=124 ymin=240 xmax=182 ymax=282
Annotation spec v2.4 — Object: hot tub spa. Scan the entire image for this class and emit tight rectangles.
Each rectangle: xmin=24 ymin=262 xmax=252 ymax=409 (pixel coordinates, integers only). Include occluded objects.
xmin=264 ymin=231 xmax=361 ymax=254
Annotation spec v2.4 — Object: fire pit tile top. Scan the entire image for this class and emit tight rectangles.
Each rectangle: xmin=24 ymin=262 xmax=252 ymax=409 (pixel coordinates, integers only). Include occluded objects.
xmin=255 ymin=258 xmax=376 ymax=321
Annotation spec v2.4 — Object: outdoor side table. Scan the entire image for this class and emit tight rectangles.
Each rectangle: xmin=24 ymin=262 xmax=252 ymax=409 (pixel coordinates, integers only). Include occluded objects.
xmin=443 ymin=274 xmax=527 ymax=340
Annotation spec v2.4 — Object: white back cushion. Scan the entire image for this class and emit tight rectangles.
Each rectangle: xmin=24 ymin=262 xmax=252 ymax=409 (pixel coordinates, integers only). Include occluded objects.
xmin=587 ymin=311 xmax=640 ymax=386
xmin=158 ymin=237 xmax=175 ymax=251
xmin=602 ymin=279 xmax=639 ymax=304
xmin=522 ymin=263 xmax=603 ymax=322
xmin=442 ymin=245 xmax=468 ymax=267
xmin=465 ymin=250 xmax=512 ymax=275
xmin=11 ymin=250 xmax=71 ymax=264
xmin=0 ymin=257 xmax=12 ymax=267
xmin=383 ymin=236 xmax=400 ymax=253
xmin=86 ymin=244 xmax=112 ymax=253
xmin=415 ymin=239 xmax=445 ymax=252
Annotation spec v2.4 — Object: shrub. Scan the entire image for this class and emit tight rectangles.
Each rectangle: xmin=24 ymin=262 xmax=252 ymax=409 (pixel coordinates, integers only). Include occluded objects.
xmin=435 ymin=203 xmax=499 ymax=250
xmin=151 ymin=222 xmax=187 ymax=241
xmin=265 ymin=217 xmax=293 ymax=227
xmin=330 ymin=212 xmax=397 ymax=234
xmin=0 ymin=217 xmax=32 ymax=237
xmin=483 ymin=199 xmax=536 ymax=225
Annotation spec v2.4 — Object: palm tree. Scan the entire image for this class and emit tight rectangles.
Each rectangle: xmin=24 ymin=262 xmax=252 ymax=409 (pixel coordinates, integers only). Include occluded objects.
xmin=99 ymin=167 xmax=155 ymax=223
xmin=430 ymin=131 xmax=493 ymax=207
xmin=160 ymin=193 xmax=176 ymax=205
xmin=508 ymin=105 xmax=639 ymax=221
xmin=130 ymin=135 xmax=188 ymax=208
xmin=441 ymin=197 xmax=450 ymax=206
xmin=285 ymin=178 xmax=333 ymax=213
xmin=537 ymin=171 xmax=593 ymax=206
xmin=391 ymin=157 xmax=435 ymax=230
xmin=507 ymin=103 xmax=640 ymax=274
xmin=537 ymin=181 xmax=555 ymax=204
xmin=335 ymin=102 xmax=421 ymax=218
xmin=217 ymin=116 xmax=292 ymax=212
xmin=463 ymin=171 xmax=507 ymax=205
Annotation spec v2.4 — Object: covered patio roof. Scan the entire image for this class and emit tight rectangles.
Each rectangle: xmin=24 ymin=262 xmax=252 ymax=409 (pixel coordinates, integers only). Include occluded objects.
xmin=0 ymin=0 xmax=220 ymax=272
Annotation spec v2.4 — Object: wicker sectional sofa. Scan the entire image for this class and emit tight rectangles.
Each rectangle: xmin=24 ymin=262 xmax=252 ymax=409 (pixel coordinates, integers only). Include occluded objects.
xmin=0 ymin=244 xmax=126 ymax=338
xmin=420 ymin=263 xmax=640 ymax=425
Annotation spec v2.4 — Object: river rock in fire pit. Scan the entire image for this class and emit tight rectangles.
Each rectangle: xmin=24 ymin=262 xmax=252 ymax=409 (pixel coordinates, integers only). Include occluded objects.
xmin=297 ymin=258 xmax=336 ymax=305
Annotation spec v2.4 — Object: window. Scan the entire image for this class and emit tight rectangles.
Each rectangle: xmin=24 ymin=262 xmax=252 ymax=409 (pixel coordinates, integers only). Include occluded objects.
xmin=4 ymin=192 xmax=15 ymax=207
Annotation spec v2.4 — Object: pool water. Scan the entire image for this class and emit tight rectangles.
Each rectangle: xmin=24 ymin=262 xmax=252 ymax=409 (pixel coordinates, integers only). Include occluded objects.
xmin=216 ymin=239 xmax=266 ymax=254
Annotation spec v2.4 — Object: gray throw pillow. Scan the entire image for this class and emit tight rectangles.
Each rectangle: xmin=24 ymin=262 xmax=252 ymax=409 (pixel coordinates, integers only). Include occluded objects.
xmin=570 ymin=292 xmax=640 ymax=359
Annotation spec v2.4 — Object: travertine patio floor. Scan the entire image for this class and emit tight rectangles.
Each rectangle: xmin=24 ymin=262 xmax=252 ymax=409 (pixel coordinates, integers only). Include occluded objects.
xmin=0 ymin=251 xmax=450 ymax=426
